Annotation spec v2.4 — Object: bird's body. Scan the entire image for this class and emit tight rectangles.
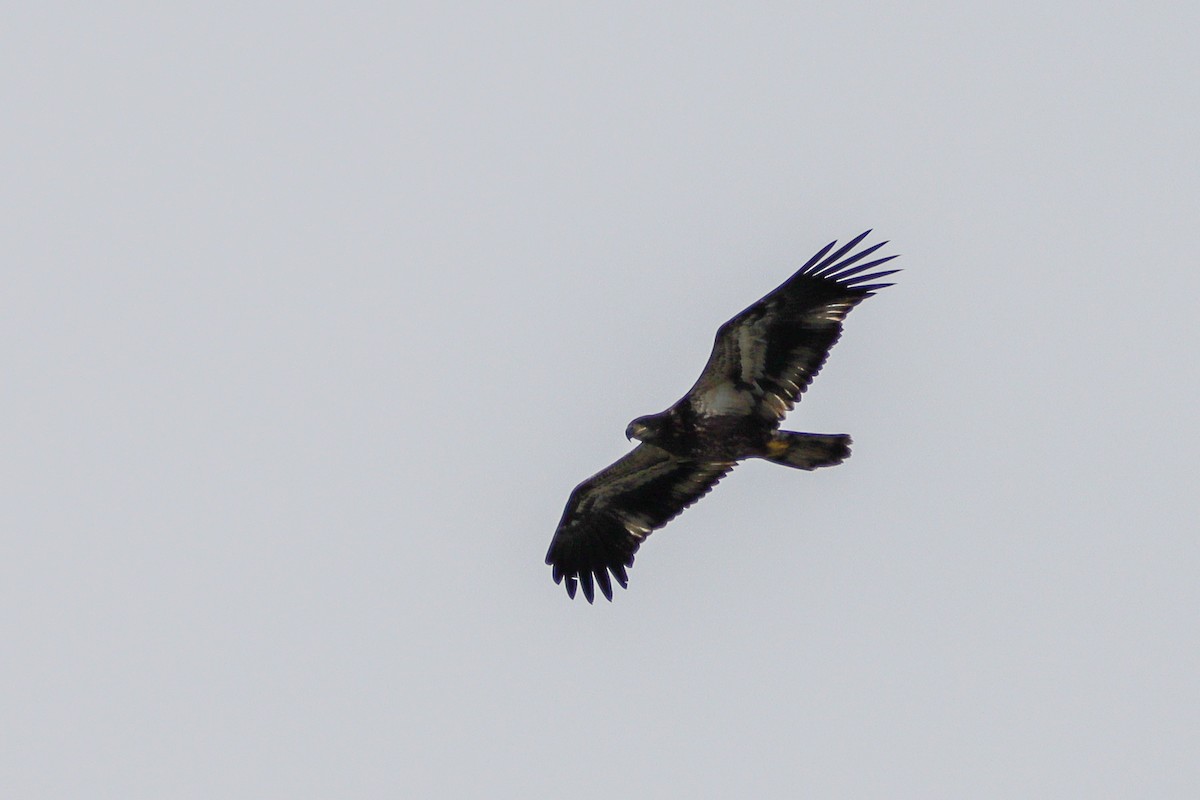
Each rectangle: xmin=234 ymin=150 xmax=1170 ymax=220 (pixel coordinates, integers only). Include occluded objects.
xmin=546 ymin=231 xmax=898 ymax=602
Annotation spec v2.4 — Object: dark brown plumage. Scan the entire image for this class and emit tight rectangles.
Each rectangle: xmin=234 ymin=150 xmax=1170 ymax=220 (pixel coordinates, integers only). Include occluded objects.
xmin=546 ymin=231 xmax=898 ymax=602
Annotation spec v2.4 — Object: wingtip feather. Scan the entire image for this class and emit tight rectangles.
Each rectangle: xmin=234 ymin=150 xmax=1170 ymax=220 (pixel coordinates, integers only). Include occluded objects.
xmin=797 ymin=240 xmax=837 ymax=273
xmin=825 ymin=254 xmax=899 ymax=282
xmin=843 ymin=267 xmax=900 ymax=285
xmin=596 ymin=570 xmax=613 ymax=602
xmin=817 ymin=242 xmax=887 ymax=278
xmin=807 ymin=230 xmax=872 ymax=275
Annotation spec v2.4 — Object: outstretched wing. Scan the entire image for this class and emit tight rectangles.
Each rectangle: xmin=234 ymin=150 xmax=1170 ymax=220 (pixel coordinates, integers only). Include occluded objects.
xmin=690 ymin=231 xmax=898 ymax=421
xmin=546 ymin=445 xmax=734 ymax=602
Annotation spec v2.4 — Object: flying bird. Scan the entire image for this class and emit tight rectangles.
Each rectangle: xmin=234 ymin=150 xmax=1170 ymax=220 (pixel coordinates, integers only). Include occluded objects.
xmin=545 ymin=231 xmax=898 ymax=602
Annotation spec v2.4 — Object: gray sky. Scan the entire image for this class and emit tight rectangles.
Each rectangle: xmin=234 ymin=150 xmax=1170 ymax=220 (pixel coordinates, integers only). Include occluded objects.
xmin=4 ymin=3 xmax=1198 ymax=797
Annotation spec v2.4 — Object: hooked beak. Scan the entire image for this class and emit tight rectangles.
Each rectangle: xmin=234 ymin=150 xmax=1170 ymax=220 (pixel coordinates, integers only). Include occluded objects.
xmin=625 ymin=421 xmax=647 ymax=442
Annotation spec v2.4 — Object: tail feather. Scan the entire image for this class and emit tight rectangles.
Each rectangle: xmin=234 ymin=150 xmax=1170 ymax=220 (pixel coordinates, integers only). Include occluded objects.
xmin=762 ymin=432 xmax=851 ymax=470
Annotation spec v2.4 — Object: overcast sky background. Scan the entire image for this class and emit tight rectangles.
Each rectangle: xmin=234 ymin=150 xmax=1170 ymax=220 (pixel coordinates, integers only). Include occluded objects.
xmin=4 ymin=3 xmax=1198 ymax=797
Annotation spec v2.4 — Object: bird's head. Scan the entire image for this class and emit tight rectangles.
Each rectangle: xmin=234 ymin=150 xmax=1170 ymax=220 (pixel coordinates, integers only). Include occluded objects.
xmin=625 ymin=414 xmax=666 ymax=443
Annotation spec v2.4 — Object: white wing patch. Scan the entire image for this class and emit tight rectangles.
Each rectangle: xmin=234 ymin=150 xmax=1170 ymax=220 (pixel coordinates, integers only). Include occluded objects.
xmin=762 ymin=390 xmax=791 ymax=419
xmin=619 ymin=514 xmax=653 ymax=540
xmin=735 ymin=323 xmax=768 ymax=384
xmin=694 ymin=383 xmax=755 ymax=415
xmin=804 ymin=301 xmax=854 ymax=325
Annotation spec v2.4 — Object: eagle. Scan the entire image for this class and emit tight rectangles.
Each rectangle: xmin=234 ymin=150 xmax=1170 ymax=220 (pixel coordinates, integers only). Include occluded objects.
xmin=545 ymin=231 xmax=898 ymax=602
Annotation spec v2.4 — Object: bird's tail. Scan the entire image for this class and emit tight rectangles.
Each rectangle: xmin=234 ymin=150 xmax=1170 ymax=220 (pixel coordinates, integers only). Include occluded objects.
xmin=762 ymin=432 xmax=851 ymax=470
